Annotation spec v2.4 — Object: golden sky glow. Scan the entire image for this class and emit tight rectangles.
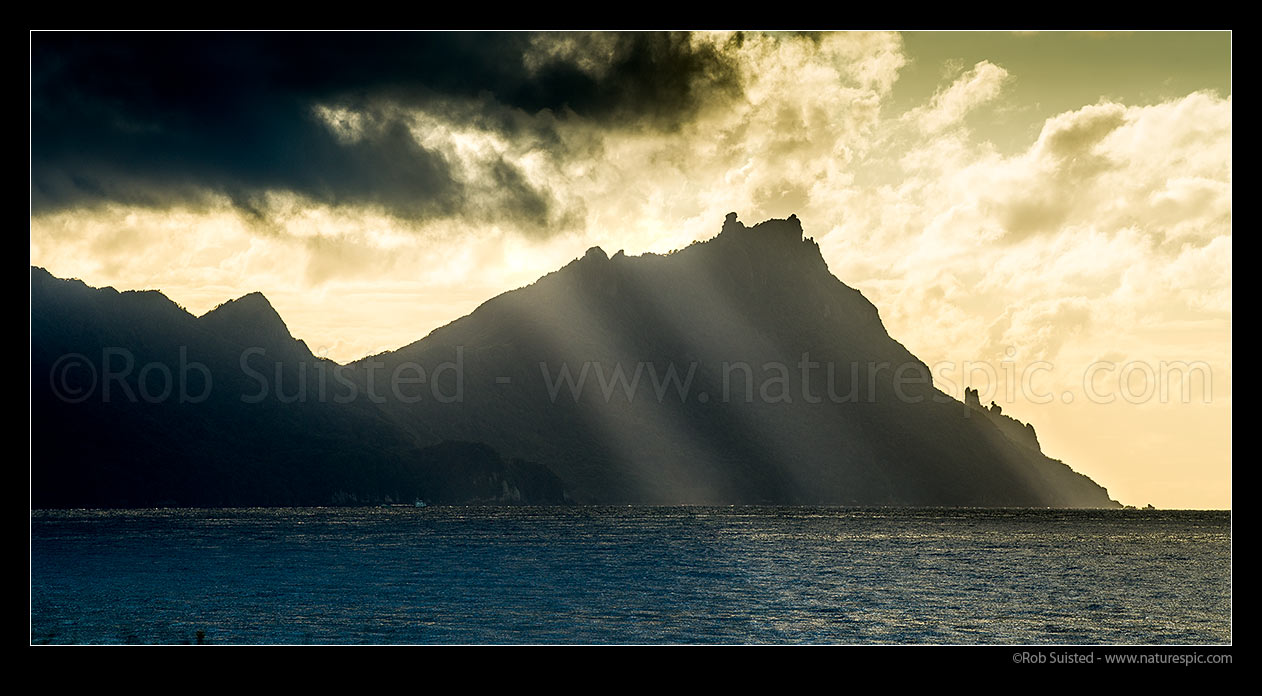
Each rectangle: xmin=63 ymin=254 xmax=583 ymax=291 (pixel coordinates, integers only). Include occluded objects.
xmin=30 ymin=31 xmax=1231 ymax=508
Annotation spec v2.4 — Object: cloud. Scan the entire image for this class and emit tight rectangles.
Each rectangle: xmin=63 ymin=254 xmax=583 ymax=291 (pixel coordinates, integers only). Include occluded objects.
xmin=985 ymin=296 xmax=1093 ymax=363
xmin=1034 ymin=102 xmax=1127 ymax=159
xmin=30 ymin=32 xmax=741 ymax=230
xmin=912 ymin=60 xmax=1010 ymax=134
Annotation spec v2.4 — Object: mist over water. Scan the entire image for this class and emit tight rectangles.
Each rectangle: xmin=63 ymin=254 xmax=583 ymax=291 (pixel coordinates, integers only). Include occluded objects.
xmin=31 ymin=507 xmax=1230 ymax=645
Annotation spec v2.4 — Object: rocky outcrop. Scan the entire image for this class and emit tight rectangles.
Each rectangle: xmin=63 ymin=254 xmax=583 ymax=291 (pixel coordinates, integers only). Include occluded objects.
xmin=964 ymin=387 xmax=1042 ymax=452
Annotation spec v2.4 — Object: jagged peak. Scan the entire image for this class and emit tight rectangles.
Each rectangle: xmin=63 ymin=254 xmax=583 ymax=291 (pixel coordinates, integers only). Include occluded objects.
xmin=964 ymin=386 xmax=1042 ymax=452
xmin=720 ymin=212 xmax=804 ymax=243
xmin=964 ymin=387 xmax=983 ymax=409
xmin=564 ymin=214 xmax=812 ymax=277
xmin=199 ymin=291 xmax=297 ymax=346
xmin=203 ymin=291 xmax=278 ymax=319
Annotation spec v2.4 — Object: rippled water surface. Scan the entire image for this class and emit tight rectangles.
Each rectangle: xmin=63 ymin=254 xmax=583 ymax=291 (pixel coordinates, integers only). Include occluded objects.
xmin=31 ymin=507 xmax=1231 ymax=644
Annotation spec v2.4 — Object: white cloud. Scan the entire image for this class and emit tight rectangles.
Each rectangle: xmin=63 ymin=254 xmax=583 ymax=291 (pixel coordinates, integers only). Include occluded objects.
xmin=912 ymin=60 xmax=1010 ymax=134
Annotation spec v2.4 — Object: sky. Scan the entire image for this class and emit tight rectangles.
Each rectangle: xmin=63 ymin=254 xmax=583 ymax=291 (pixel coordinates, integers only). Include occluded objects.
xmin=29 ymin=31 xmax=1231 ymax=508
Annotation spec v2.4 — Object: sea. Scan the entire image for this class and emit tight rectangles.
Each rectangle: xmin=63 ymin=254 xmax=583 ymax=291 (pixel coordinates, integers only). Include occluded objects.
xmin=30 ymin=507 xmax=1231 ymax=645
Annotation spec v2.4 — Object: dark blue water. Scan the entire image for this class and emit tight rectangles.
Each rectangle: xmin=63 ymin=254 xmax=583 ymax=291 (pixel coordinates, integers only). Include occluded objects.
xmin=30 ymin=507 xmax=1231 ymax=644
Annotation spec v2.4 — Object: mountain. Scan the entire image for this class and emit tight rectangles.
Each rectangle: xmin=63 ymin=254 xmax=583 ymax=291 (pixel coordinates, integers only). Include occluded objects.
xmin=198 ymin=291 xmax=315 ymax=362
xmin=345 ymin=213 xmax=1117 ymax=506
xmin=29 ymin=267 xmax=567 ymax=507
xmin=29 ymin=213 xmax=1120 ymax=507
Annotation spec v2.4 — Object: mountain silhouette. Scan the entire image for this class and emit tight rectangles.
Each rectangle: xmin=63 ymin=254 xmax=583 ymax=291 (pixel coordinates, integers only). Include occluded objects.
xmin=30 ymin=267 xmax=565 ymax=507
xmin=344 ymin=213 xmax=1117 ymax=506
xmin=30 ymin=214 xmax=1120 ymax=507
xmin=198 ymin=291 xmax=315 ymax=362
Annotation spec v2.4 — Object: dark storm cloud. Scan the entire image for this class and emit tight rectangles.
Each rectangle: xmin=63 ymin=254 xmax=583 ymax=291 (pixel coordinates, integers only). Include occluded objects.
xmin=30 ymin=32 xmax=742 ymax=224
